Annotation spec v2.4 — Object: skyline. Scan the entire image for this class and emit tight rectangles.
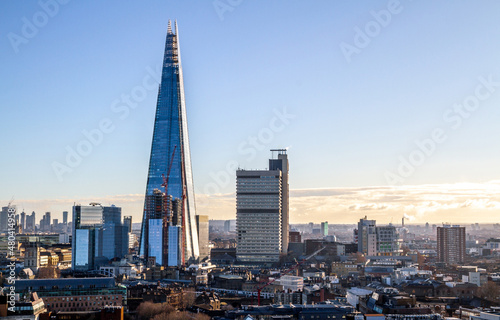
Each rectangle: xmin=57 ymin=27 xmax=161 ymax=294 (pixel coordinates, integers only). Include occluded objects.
xmin=2 ymin=1 xmax=500 ymax=225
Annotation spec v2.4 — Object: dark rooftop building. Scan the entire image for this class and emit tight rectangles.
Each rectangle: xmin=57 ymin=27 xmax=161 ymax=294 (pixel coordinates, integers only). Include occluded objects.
xmin=6 ymin=277 xmax=126 ymax=312
xmin=0 ymin=292 xmax=46 ymax=318
xmin=225 ymin=301 xmax=354 ymax=320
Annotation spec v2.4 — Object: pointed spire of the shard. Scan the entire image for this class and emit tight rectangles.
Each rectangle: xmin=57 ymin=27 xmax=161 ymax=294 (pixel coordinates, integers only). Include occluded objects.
xmin=167 ymin=19 xmax=172 ymax=34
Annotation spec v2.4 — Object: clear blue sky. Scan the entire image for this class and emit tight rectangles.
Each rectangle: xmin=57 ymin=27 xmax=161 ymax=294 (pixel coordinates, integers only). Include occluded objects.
xmin=2 ymin=1 xmax=500 ymax=223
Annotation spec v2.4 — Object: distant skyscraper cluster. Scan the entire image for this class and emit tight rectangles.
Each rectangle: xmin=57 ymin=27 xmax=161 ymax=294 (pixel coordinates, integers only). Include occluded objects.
xmin=1 ymin=206 xmax=71 ymax=235
xmin=236 ymin=150 xmax=289 ymax=264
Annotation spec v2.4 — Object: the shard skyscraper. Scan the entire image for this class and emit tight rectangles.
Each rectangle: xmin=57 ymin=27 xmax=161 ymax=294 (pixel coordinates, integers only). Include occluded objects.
xmin=140 ymin=20 xmax=199 ymax=265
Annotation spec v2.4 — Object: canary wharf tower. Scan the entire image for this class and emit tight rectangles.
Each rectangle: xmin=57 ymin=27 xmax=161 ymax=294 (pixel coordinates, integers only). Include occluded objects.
xmin=140 ymin=21 xmax=199 ymax=265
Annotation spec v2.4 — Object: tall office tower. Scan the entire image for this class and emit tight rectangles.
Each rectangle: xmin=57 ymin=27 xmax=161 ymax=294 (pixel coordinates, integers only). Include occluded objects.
xmin=72 ymin=203 xmax=128 ymax=271
xmin=63 ymin=211 xmax=68 ymax=225
xmin=0 ymin=207 xmax=7 ymax=232
xmin=31 ymin=211 xmax=36 ymax=231
xmin=123 ymin=215 xmax=133 ymax=254
xmin=224 ymin=220 xmax=230 ymax=233
xmin=0 ymin=206 xmax=15 ymax=232
xmin=42 ymin=212 xmax=51 ymax=232
xmin=196 ymin=215 xmax=210 ymax=261
xmin=357 ymin=217 xmax=377 ymax=256
xmin=20 ymin=211 xmax=26 ymax=231
xmin=72 ymin=203 xmax=103 ymax=271
xmin=269 ymin=149 xmax=289 ymax=252
xmin=123 ymin=216 xmax=132 ymax=233
xmin=236 ymin=150 xmax=289 ymax=264
xmin=321 ymin=221 xmax=328 ymax=237
xmin=139 ymin=20 xmax=199 ymax=264
xmin=376 ymin=225 xmax=400 ymax=256
xmin=25 ymin=212 xmax=33 ymax=232
xmin=46 ymin=212 xmax=51 ymax=229
xmin=437 ymin=225 xmax=466 ymax=264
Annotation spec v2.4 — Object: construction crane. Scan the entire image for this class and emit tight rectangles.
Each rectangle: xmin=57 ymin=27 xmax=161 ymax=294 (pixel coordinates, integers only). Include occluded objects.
xmin=7 ymin=197 xmax=14 ymax=208
xmin=256 ymin=246 xmax=326 ymax=306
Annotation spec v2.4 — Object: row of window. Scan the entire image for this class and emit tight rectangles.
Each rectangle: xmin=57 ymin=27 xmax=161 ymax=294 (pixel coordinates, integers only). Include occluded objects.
xmin=48 ymin=301 xmax=119 ymax=308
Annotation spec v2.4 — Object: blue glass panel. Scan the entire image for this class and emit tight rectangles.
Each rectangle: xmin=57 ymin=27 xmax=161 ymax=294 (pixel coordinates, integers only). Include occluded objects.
xmin=168 ymin=225 xmax=180 ymax=266
xmin=75 ymin=229 xmax=89 ymax=269
xmin=148 ymin=219 xmax=163 ymax=265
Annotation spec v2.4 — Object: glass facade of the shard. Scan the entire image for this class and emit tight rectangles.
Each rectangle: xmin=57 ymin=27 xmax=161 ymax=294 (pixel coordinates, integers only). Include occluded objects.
xmin=140 ymin=20 xmax=199 ymax=264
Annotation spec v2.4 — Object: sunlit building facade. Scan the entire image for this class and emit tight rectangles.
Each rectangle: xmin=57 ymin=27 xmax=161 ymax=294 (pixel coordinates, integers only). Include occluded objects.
xmin=72 ymin=203 xmax=128 ymax=271
xmin=236 ymin=150 xmax=289 ymax=264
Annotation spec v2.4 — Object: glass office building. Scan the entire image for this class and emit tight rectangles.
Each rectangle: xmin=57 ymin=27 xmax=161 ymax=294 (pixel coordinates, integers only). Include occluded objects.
xmin=168 ymin=226 xmax=181 ymax=267
xmin=139 ymin=20 xmax=199 ymax=264
xmin=72 ymin=205 xmax=102 ymax=271
xmin=72 ymin=204 xmax=128 ymax=271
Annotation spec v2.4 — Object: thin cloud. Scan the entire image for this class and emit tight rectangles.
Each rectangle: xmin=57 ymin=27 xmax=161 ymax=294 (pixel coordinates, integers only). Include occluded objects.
xmin=3 ymin=182 xmax=500 ymax=224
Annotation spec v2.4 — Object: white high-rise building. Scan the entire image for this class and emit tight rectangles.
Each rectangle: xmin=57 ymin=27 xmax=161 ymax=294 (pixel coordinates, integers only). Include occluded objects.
xmin=196 ymin=215 xmax=210 ymax=261
xmin=236 ymin=150 xmax=289 ymax=264
xmin=358 ymin=217 xmax=377 ymax=256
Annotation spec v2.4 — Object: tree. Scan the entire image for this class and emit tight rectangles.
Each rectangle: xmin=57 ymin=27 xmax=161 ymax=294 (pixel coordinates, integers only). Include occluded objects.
xmin=480 ymin=281 xmax=500 ymax=302
xmin=354 ymin=252 xmax=366 ymax=264
xmin=153 ymin=311 xmax=210 ymax=320
xmin=417 ymin=251 xmax=426 ymax=267
xmin=181 ymin=289 xmax=197 ymax=309
xmin=136 ymin=301 xmax=175 ymax=320
xmin=401 ymin=245 xmax=411 ymax=256
xmin=37 ymin=267 xmax=60 ymax=279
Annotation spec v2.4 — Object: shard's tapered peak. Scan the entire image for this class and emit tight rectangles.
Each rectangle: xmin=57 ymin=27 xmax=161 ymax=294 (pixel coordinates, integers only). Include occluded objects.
xmin=167 ymin=19 xmax=172 ymax=34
